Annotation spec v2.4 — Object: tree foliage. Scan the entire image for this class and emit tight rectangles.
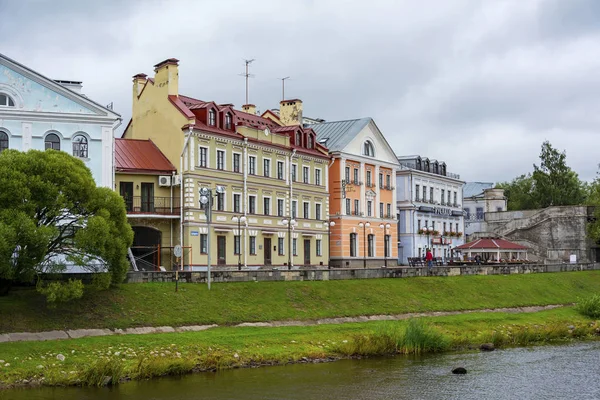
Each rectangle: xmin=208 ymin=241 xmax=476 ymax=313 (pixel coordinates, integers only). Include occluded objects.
xmin=497 ymin=141 xmax=587 ymax=210
xmin=0 ymin=150 xmax=133 ymax=285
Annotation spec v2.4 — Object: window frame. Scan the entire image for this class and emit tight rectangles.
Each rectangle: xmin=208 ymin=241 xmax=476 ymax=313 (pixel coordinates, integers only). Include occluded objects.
xmin=350 ymin=233 xmax=357 ymax=257
xmin=72 ymin=134 xmax=88 ymax=158
xmin=278 ymin=237 xmax=285 ymax=256
xmin=248 ymin=195 xmax=257 ymax=214
xmin=277 ymin=198 xmax=285 ymax=217
xmin=217 ymin=149 xmax=225 ymax=170
xmin=315 ymin=168 xmax=321 ymax=186
xmin=249 ymin=236 xmax=256 ymax=255
xmin=277 ymin=161 xmax=284 ymax=180
xmin=233 ymin=193 xmax=241 ymax=213
xmin=303 ymin=201 xmax=310 ymax=219
xmin=233 ymin=152 xmax=241 ymax=173
xmin=316 ymin=239 xmax=322 ymax=256
xmin=263 ymin=158 xmax=271 ymax=178
xmin=249 ymin=155 xmax=256 ymax=175
xmin=208 ymin=109 xmax=216 ymax=126
xmin=200 ymin=234 xmax=208 ymax=254
xmin=263 ymin=196 xmax=271 ymax=216
xmin=0 ymin=93 xmax=15 ymax=107
xmin=0 ymin=130 xmax=9 ymax=153
xmin=44 ymin=133 xmax=61 ymax=151
xmin=368 ymin=234 xmax=374 ymax=257
xmin=199 ymin=146 xmax=208 ymax=168
xmin=315 ymin=203 xmax=321 ymax=220
xmin=303 ymin=166 xmax=310 ymax=184
xmin=234 ymin=235 xmax=241 ymax=255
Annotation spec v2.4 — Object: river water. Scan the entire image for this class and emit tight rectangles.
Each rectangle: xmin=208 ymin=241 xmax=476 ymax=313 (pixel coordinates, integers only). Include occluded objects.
xmin=4 ymin=342 xmax=600 ymax=400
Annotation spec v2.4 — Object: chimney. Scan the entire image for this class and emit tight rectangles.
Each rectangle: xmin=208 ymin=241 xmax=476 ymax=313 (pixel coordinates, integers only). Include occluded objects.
xmin=279 ymin=99 xmax=303 ymax=126
xmin=153 ymin=58 xmax=179 ymax=96
xmin=242 ymin=104 xmax=257 ymax=115
xmin=54 ymin=80 xmax=83 ymax=94
xmin=132 ymin=73 xmax=147 ymax=97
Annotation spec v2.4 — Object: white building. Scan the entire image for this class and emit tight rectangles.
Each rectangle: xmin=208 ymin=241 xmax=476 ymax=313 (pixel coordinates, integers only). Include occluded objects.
xmin=463 ymin=183 xmax=507 ymax=239
xmin=396 ymin=155 xmax=465 ymax=264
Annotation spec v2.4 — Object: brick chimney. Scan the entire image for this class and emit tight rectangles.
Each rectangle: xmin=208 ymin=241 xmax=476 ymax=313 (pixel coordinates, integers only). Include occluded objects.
xmin=153 ymin=58 xmax=179 ymax=96
xmin=279 ymin=99 xmax=303 ymax=126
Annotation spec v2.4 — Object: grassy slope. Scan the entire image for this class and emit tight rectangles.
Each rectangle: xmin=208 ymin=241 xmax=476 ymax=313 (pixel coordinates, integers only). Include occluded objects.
xmin=0 ymin=307 xmax=597 ymax=387
xmin=1 ymin=271 xmax=599 ymax=333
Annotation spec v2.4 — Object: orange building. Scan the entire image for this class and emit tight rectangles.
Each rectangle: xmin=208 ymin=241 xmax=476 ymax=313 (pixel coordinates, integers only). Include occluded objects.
xmin=312 ymin=118 xmax=399 ymax=267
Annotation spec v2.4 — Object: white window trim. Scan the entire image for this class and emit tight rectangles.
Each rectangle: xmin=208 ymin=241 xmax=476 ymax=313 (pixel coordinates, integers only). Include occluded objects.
xmin=216 ymin=188 xmax=227 ymax=211
xmin=292 ymin=163 xmax=298 ymax=181
xmin=263 ymin=195 xmax=272 ymax=216
xmin=216 ymin=149 xmax=226 ymax=171
xmin=263 ymin=158 xmax=271 ymax=178
xmin=315 ymin=168 xmax=322 ymax=186
xmin=292 ymin=199 xmax=298 ymax=218
xmin=278 ymin=237 xmax=285 ymax=255
xmin=315 ymin=202 xmax=322 ymax=221
xmin=367 ymin=200 xmax=372 ymax=217
xmin=277 ymin=160 xmax=285 ymax=180
xmin=303 ymin=200 xmax=310 ymax=219
xmin=232 ymin=151 xmax=242 ymax=173
xmin=248 ymin=155 xmax=257 ymax=175
xmin=198 ymin=145 xmax=209 ymax=168
xmin=248 ymin=194 xmax=257 ymax=214
xmin=303 ymin=166 xmax=310 ymax=184
xmin=316 ymin=239 xmax=322 ymax=257
xmin=368 ymin=233 xmax=375 ymax=258
xmin=277 ymin=197 xmax=285 ymax=217
xmin=233 ymin=192 xmax=242 ymax=214
xmin=350 ymin=233 xmax=358 ymax=258
xmin=346 ymin=198 xmax=351 ymax=215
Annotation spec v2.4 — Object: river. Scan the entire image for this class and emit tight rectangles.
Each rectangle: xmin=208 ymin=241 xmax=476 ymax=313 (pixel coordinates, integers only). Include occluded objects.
xmin=3 ymin=342 xmax=600 ymax=399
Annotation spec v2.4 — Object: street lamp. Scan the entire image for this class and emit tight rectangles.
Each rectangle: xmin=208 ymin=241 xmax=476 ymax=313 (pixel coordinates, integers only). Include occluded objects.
xmin=281 ymin=218 xmax=297 ymax=269
xmin=199 ymin=184 xmax=225 ymax=290
xmin=379 ymin=223 xmax=391 ymax=267
xmin=327 ymin=220 xmax=336 ymax=269
xmin=358 ymin=222 xmax=371 ymax=269
xmin=231 ymin=215 xmax=247 ymax=270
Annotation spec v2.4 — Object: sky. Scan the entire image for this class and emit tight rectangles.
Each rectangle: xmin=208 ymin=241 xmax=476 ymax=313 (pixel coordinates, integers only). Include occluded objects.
xmin=1 ymin=0 xmax=599 ymax=183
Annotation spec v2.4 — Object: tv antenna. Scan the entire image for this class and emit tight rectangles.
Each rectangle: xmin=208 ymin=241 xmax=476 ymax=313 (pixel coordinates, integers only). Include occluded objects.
xmin=280 ymin=76 xmax=290 ymax=101
xmin=239 ymin=59 xmax=255 ymax=105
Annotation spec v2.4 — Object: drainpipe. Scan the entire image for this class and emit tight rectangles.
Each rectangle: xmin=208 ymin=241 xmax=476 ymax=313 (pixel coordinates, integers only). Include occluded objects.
xmin=243 ymin=138 xmax=248 ymax=269
xmin=289 ymin=149 xmax=297 ymax=269
xmin=179 ymin=126 xmax=193 ymax=270
xmin=410 ymin=171 xmax=416 ymax=263
xmin=328 ymin=157 xmax=335 ymax=268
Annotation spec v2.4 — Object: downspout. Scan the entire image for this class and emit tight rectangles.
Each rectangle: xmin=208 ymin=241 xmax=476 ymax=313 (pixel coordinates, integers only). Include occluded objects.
xmin=328 ymin=157 xmax=335 ymax=267
xmin=410 ymin=171 xmax=416 ymax=262
xmin=180 ymin=126 xmax=193 ymax=269
xmin=290 ymin=148 xmax=297 ymax=269
xmin=243 ymin=138 xmax=248 ymax=269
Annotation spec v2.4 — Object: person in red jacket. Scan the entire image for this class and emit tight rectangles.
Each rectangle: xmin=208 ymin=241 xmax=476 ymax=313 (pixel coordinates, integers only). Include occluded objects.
xmin=425 ymin=249 xmax=433 ymax=270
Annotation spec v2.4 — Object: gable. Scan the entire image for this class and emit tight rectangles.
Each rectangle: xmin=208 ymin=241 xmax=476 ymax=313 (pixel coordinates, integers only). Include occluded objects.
xmin=344 ymin=120 xmax=399 ymax=165
xmin=0 ymin=55 xmax=118 ymax=118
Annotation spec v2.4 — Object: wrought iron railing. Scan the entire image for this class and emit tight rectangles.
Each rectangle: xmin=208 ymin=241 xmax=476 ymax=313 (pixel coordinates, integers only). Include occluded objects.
xmin=123 ymin=196 xmax=180 ymax=215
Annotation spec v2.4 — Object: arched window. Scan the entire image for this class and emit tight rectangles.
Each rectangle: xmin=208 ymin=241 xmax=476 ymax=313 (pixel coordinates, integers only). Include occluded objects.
xmin=0 ymin=131 xmax=8 ymax=152
xmin=368 ymin=234 xmax=374 ymax=257
xmin=0 ymin=94 xmax=15 ymax=107
xmin=208 ymin=109 xmax=216 ymax=126
xmin=225 ymin=113 xmax=232 ymax=129
xmin=416 ymin=157 xmax=422 ymax=170
xmin=72 ymin=134 xmax=88 ymax=158
xmin=45 ymin=133 xmax=60 ymax=150
xmin=363 ymin=141 xmax=375 ymax=157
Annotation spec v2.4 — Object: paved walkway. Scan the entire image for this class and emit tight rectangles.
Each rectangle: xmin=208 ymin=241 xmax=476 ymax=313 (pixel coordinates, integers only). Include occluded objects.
xmin=0 ymin=304 xmax=565 ymax=343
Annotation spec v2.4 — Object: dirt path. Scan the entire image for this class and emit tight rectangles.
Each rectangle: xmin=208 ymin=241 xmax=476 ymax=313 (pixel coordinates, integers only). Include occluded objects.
xmin=0 ymin=304 xmax=567 ymax=343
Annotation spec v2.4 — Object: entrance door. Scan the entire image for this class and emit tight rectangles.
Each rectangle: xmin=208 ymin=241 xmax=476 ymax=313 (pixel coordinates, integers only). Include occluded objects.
xmin=304 ymin=239 xmax=311 ymax=266
xmin=264 ymin=238 xmax=272 ymax=266
xmin=217 ymin=236 xmax=226 ymax=265
xmin=140 ymin=183 xmax=154 ymax=212
xmin=119 ymin=182 xmax=134 ymax=212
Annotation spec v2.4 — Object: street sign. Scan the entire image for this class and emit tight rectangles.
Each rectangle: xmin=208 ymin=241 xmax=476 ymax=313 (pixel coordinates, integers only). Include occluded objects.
xmin=174 ymin=245 xmax=182 ymax=258
xmin=191 ymin=231 xmax=199 ymax=236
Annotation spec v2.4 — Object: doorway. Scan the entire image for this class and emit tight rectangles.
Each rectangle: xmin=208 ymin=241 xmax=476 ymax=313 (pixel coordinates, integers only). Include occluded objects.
xmin=131 ymin=226 xmax=161 ymax=271
xmin=304 ymin=239 xmax=311 ymax=265
xmin=264 ymin=238 xmax=272 ymax=266
xmin=119 ymin=182 xmax=133 ymax=212
xmin=217 ymin=236 xmax=226 ymax=265
xmin=140 ymin=183 xmax=154 ymax=212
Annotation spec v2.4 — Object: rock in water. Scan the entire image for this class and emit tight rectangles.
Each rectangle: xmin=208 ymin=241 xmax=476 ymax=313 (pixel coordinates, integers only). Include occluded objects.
xmin=101 ymin=376 xmax=112 ymax=386
xmin=480 ymin=343 xmax=495 ymax=351
xmin=452 ymin=367 xmax=467 ymax=374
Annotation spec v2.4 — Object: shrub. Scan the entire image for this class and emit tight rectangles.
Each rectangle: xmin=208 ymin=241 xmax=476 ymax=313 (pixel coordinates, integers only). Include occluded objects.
xmin=80 ymin=358 xmax=124 ymax=387
xmin=90 ymin=273 xmax=112 ymax=291
xmin=399 ymin=318 xmax=450 ymax=354
xmin=37 ymin=279 xmax=84 ymax=307
xmin=576 ymin=295 xmax=600 ymax=318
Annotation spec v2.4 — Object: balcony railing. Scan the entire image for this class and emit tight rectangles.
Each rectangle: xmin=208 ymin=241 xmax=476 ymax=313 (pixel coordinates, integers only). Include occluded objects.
xmin=124 ymin=196 xmax=180 ymax=215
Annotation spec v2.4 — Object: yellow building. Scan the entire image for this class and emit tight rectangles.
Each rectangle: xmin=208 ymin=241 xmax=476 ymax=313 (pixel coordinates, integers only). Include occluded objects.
xmin=123 ymin=58 xmax=330 ymax=269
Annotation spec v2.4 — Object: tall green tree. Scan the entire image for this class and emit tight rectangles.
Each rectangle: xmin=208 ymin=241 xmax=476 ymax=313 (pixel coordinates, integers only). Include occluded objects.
xmin=496 ymin=174 xmax=538 ymax=211
xmin=0 ymin=150 xmax=133 ymax=289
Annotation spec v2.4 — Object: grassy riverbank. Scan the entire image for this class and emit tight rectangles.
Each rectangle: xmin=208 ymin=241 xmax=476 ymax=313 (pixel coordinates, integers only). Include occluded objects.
xmin=2 ymin=271 xmax=600 ymax=333
xmin=0 ymin=307 xmax=598 ymax=388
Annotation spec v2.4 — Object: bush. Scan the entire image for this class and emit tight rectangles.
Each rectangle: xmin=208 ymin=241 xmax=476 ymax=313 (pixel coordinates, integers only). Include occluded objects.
xmin=91 ymin=273 xmax=112 ymax=291
xmin=576 ymin=295 xmax=600 ymax=318
xmin=80 ymin=358 xmax=124 ymax=387
xmin=37 ymin=279 xmax=84 ymax=307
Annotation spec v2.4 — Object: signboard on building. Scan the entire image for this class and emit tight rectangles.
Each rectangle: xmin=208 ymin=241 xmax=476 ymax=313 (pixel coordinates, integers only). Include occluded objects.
xmin=191 ymin=231 xmax=199 ymax=236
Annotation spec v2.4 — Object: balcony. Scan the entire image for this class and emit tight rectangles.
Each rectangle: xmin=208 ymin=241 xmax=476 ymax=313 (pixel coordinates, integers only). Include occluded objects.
xmin=124 ymin=196 xmax=180 ymax=215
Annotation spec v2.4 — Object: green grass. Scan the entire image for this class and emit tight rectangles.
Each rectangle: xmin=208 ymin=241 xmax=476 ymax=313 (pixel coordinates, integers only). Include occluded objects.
xmin=0 ymin=307 xmax=597 ymax=388
xmin=576 ymin=294 xmax=600 ymax=318
xmin=1 ymin=271 xmax=600 ymax=333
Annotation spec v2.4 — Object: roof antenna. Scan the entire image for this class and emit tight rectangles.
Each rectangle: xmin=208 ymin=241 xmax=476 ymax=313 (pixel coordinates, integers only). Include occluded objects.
xmin=239 ymin=59 xmax=255 ymax=105
xmin=280 ymin=76 xmax=290 ymax=101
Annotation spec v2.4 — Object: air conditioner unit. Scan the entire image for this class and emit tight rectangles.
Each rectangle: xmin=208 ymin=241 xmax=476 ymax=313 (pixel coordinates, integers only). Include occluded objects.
xmin=159 ymin=176 xmax=171 ymax=187
xmin=172 ymin=175 xmax=181 ymax=186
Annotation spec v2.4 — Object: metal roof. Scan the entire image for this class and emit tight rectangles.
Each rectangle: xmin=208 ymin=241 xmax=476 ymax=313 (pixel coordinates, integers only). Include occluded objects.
xmin=310 ymin=117 xmax=372 ymax=152
xmin=456 ymin=238 xmax=529 ymax=250
xmin=115 ymin=138 xmax=176 ymax=174
xmin=464 ymin=182 xmax=494 ymax=198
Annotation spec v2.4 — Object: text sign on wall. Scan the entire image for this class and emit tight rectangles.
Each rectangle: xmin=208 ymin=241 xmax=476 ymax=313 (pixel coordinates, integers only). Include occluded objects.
xmin=191 ymin=231 xmax=199 ymax=236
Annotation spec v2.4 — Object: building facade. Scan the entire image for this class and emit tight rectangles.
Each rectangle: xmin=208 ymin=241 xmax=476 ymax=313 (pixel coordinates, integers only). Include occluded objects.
xmin=396 ymin=156 xmax=465 ymax=264
xmin=0 ymin=53 xmax=121 ymax=187
xmin=124 ymin=58 xmax=330 ymax=269
xmin=312 ymin=118 xmax=399 ymax=268
xmin=463 ymin=183 xmax=507 ymax=239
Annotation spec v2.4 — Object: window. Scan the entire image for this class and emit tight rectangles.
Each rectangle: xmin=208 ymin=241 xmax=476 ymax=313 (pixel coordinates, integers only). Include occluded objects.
xmin=0 ymin=131 xmax=8 ymax=153
xmin=476 ymin=207 xmax=484 ymax=220
xmin=234 ymin=194 xmax=241 ymax=213
xmin=277 ymin=161 xmax=284 ymax=180
xmin=464 ymin=208 xmax=471 ymax=220
xmin=415 ymin=184 xmax=420 ymax=201
xmin=249 ymin=156 xmax=256 ymax=175
xmin=278 ymin=237 xmax=285 ymax=255
xmin=217 ymin=150 xmax=225 ymax=170
xmin=432 ymin=221 xmax=436 ymax=230
xmin=497 ymin=207 xmax=503 ymax=212
xmin=350 ymin=233 xmax=357 ymax=257
xmin=417 ymin=219 xmax=421 ymax=230
xmin=303 ymin=201 xmax=309 ymax=219
xmin=345 ymin=166 xmax=350 ymax=182
xmin=315 ymin=204 xmax=321 ymax=220
xmin=316 ymin=239 xmax=322 ymax=256
xmin=443 ymin=222 xmax=447 ymax=233
xmin=45 ymin=133 xmax=60 ymax=150
xmin=379 ymin=173 xmax=383 ymax=188
xmin=384 ymin=235 xmax=390 ymax=258
xmin=295 ymin=132 xmax=302 ymax=146
xmin=263 ymin=159 xmax=270 ymax=177
xmin=315 ymin=169 xmax=321 ymax=186
xmin=303 ymin=166 xmax=309 ymax=183
xmin=208 ymin=109 xmax=216 ymax=126
xmin=199 ymin=147 xmax=208 ymax=168
xmin=249 ymin=196 xmax=256 ymax=214
xmin=387 ymin=203 xmax=391 ymax=217
xmin=380 ymin=202 xmax=384 ymax=218
xmin=293 ymin=238 xmax=297 ymax=256
xmin=233 ymin=153 xmax=240 ymax=173
xmin=367 ymin=201 xmax=372 ymax=217
xmin=363 ymin=141 xmax=375 ymax=156
xmin=346 ymin=198 xmax=351 ymax=215
xmin=423 ymin=186 xmax=427 ymax=202
xmin=200 ymin=234 xmax=208 ymax=254
xmin=225 ymin=113 xmax=232 ymax=129
xmin=292 ymin=200 xmax=297 ymax=218
xmin=217 ymin=192 xmax=225 ymax=211
xmin=264 ymin=197 xmax=271 ymax=216
xmin=354 ymin=199 xmax=359 ymax=215
xmin=454 ymin=192 xmax=458 ymax=206
xmin=455 ymin=223 xmax=458 ymax=232
xmin=441 ymin=189 xmax=445 ymax=204
xmin=368 ymin=234 xmax=374 ymax=257
xmin=386 ymin=175 xmax=391 ymax=188
xmin=430 ymin=187 xmax=433 ymax=202
xmin=72 ymin=134 xmax=88 ymax=158
xmin=366 ymin=171 xmax=372 ymax=187
xmin=447 ymin=191 xmax=451 ymax=205
xmin=307 ymin=135 xmax=313 ymax=149
xmin=234 ymin=236 xmax=241 ymax=255
xmin=353 ymin=168 xmax=359 ymax=184
xmin=277 ymin=199 xmax=284 ymax=216
xmin=0 ymin=94 xmax=15 ymax=107
xmin=249 ymin=236 xmax=256 ymax=255
xmin=292 ymin=164 xmax=297 ymax=181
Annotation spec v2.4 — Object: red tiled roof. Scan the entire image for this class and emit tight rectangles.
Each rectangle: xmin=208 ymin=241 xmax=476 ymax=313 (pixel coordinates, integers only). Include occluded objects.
xmin=168 ymin=95 xmax=195 ymax=119
xmin=456 ymin=238 xmax=529 ymax=250
xmin=115 ymin=138 xmax=176 ymax=174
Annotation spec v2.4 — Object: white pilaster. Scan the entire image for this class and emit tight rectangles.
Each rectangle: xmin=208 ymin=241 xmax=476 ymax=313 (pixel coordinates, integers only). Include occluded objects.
xmin=21 ymin=122 xmax=32 ymax=151
xmin=375 ymin=165 xmax=380 ymax=217
xmin=101 ymin=125 xmax=113 ymax=188
xmin=360 ymin=161 xmax=366 ymax=215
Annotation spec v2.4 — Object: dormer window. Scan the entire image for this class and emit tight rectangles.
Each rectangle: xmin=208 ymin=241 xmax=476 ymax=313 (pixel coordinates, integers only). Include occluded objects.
xmin=307 ymin=135 xmax=313 ymax=149
xmin=363 ymin=141 xmax=375 ymax=157
xmin=208 ymin=109 xmax=216 ymax=126
xmin=296 ymin=132 xmax=302 ymax=146
xmin=0 ymin=94 xmax=15 ymax=107
xmin=225 ymin=113 xmax=232 ymax=130
xmin=416 ymin=157 xmax=422 ymax=170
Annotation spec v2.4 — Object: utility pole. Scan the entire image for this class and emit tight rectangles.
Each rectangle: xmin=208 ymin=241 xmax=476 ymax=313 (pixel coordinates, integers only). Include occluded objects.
xmin=240 ymin=59 xmax=255 ymax=105
xmin=280 ymin=76 xmax=290 ymax=100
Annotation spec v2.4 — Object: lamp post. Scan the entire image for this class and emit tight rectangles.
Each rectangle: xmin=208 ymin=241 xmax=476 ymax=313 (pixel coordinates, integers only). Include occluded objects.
xmin=379 ymin=223 xmax=391 ymax=267
xmin=327 ymin=220 xmax=336 ymax=269
xmin=199 ymin=185 xmax=225 ymax=290
xmin=282 ymin=218 xmax=297 ymax=270
xmin=358 ymin=222 xmax=371 ymax=269
xmin=231 ymin=215 xmax=247 ymax=270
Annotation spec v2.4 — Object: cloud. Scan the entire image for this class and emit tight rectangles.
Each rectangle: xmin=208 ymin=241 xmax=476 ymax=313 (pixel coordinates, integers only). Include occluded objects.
xmin=1 ymin=0 xmax=598 ymax=182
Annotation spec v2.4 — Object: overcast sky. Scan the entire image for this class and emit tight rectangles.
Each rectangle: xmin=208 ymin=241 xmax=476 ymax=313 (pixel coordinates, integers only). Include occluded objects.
xmin=1 ymin=0 xmax=599 ymax=183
